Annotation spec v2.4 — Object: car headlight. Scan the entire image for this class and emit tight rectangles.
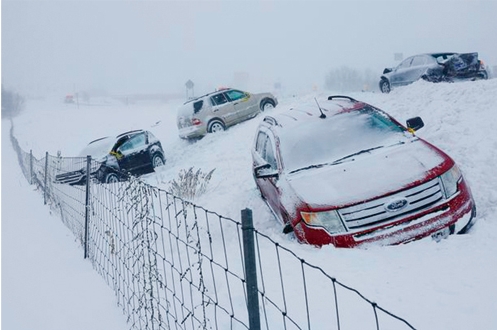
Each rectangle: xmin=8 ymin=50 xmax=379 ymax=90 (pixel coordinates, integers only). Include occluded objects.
xmin=440 ymin=165 xmax=462 ymax=198
xmin=301 ymin=210 xmax=346 ymax=234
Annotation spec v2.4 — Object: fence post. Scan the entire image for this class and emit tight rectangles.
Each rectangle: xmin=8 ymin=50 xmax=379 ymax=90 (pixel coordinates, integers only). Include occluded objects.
xmin=30 ymin=150 xmax=33 ymax=185
xmin=241 ymin=208 xmax=261 ymax=330
xmin=44 ymin=151 xmax=48 ymax=205
xmin=84 ymin=155 xmax=91 ymax=259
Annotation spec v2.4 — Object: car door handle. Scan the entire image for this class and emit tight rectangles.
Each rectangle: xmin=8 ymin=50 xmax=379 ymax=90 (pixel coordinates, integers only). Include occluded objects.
xmin=213 ymin=108 xmax=219 ymax=112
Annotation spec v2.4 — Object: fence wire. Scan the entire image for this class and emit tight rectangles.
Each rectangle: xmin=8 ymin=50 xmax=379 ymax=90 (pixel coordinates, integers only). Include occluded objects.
xmin=9 ymin=122 xmax=416 ymax=330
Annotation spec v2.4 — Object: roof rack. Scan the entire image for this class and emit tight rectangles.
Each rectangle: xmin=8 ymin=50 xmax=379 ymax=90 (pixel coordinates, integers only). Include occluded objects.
xmin=184 ymin=89 xmax=228 ymax=104
xmin=327 ymin=95 xmax=358 ymax=102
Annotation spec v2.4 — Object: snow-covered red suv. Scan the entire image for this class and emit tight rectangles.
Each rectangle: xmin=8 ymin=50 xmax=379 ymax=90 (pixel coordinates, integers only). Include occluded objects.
xmin=251 ymin=95 xmax=476 ymax=248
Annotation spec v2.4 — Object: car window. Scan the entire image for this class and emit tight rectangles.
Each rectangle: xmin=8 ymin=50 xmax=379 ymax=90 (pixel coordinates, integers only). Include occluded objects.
xmin=398 ymin=57 xmax=413 ymax=69
xmin=256 ymin=131 xmax=267 ymax=153
xmin=411 ymin=56 xmax=427 ymax=66
xmin=118 ymin=133 xmax=146 ymax=153
xmin=193 ymin=100 xmax=204 ymax=113
xmin=211 ymin=93 xmax=228 ymax=106
xmin=225 ymin=90 xmax=246 ymax=102
xmin=434 ymin=54 xmax=455 ymax=64
xmin=255 ymin=131 xmax=277 ymax=169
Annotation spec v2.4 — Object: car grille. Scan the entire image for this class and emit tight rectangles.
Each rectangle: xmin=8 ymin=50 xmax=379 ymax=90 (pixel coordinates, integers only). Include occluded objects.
xmin=54 ymin=170 xmax=85 ymax=185
xmin=338 ymin=177 xmax=444 ymax=231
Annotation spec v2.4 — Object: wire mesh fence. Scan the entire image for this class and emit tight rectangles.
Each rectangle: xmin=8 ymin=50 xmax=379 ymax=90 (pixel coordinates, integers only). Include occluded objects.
xmin=9 ymin=122 xmax=417 ymax=330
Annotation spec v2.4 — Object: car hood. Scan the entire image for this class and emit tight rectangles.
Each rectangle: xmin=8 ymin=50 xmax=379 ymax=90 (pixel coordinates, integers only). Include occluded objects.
xmin=286 ymin=139 xmax=448 ymax=208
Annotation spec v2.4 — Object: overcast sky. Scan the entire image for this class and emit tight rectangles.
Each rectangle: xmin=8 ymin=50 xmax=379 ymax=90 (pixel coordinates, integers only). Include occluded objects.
xmin=2 ymin=0 xmax=496 ymax=96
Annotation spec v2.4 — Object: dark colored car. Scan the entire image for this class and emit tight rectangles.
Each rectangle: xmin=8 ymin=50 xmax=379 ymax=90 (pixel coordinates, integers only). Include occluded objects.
xmin=251 ymin=95 xmax=476 ymax=248
xmin=379 ymin=52 xmax=488 ymax=93
xmin=54 ymin=129 xmax=165 ymax=184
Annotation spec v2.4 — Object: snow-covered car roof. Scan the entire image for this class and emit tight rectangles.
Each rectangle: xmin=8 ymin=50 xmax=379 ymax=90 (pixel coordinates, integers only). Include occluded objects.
xmin=78 ymin=129 xmax=150 ymax=158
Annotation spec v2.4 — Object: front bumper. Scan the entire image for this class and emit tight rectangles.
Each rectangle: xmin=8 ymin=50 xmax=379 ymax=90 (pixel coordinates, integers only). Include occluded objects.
xmin=294 ymin=177 xmax=476 ymax=248
xmin=54 ymin=170 xmax=86 ymax=185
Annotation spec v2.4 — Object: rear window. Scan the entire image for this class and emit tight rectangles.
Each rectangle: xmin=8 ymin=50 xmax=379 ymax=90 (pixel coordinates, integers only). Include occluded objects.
xmin=193 ymin=100 xmax=204 ymax=114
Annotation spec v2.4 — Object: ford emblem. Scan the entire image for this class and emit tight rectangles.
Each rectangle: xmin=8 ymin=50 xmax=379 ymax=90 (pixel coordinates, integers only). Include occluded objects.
xmin=384 ymin=198 xmax=409 ymax=212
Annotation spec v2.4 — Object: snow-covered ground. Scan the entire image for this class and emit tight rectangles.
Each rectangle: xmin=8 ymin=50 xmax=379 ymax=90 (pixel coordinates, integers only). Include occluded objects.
xmin=2 ymin=123 xmax=129 ymax=329
xmin=4 ymin=79 xmax=497 ymax=329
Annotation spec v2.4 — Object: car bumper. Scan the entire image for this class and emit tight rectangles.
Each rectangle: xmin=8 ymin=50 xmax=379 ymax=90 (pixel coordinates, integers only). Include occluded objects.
xmin=294 ymin=178 xmax=476 ymax=248
xmin=54 ymin=170 xmax=86 ymax=185
xmin=178 ymin=125 xmax=206 ymax=139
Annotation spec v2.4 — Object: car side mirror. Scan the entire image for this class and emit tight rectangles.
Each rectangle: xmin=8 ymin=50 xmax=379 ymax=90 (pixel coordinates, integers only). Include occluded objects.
xmin=254 ymin=163 xmax=279 ymax=179
xmin=383 ymin=67 xmax=393 ymax=74
xmin=406 ymin=116 xmax=424 ymax=131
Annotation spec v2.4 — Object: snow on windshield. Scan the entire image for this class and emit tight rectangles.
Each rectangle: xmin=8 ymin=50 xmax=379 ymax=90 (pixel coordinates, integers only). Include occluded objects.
xmin=78 ymin=137 xmax=115 ymax=158
xmin=280 ymin=107 xmax=409 ymax=173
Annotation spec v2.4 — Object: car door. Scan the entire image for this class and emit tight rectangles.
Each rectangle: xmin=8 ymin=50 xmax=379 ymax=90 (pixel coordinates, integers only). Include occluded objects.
xmin=253 ymin=130 xmax=286 ymax=222
xmin=116 ymin=133 xmax=149 ymax=174
xmin=209 ymin=92 xmax=238 ymax=126
xmin=407 ymin=55 xmax=433 ymax=82
xmin=225 ymin=89 xmax=259 ymax=122
xmin=390 ymin=57 xmax=414 ymax=86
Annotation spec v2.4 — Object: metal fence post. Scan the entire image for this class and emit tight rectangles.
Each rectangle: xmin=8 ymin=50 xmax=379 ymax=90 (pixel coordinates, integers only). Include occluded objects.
xmin=44 ymin=151 xmax=48 ymax=205
xmin=30 ymin=149 xmax=33 ymax=185
xmin=84 ymin=155 xmax=91 ymax=259
xmin=241 ymin=208 xmax=261 ymax=330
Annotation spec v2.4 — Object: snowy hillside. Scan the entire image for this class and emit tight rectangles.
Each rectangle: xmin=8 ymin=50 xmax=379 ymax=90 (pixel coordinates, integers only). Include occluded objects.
xmin=8 ymin=78 xmax=497 ymax=329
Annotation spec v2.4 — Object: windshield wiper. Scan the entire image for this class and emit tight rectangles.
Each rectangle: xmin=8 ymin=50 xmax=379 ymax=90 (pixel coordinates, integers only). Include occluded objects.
xmin=290 ymin=163 xmax=328 ymax=174
xmin=332 ymin=145 xmax=385 ymax=164
xmin=289 ymin=145 xmax=386 ymax=174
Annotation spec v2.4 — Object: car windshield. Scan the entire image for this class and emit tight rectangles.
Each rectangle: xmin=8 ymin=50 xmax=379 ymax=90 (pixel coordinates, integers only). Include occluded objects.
xmin=78 ymin=136 xmax=115 ymax=158
xmin=281 ymin=106 xmax=410 ymax=173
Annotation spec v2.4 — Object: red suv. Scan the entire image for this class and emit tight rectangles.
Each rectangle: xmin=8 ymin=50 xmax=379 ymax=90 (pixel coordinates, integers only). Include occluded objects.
xmin=251 ymin=96 xmax=476 ymax=248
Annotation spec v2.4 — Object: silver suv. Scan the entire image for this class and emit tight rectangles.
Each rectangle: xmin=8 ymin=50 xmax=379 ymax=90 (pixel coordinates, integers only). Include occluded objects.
xmin=177 ymin=88 xmax=278 ymax=139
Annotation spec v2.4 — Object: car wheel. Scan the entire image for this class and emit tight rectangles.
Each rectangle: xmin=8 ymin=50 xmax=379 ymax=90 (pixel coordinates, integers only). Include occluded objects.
xmin=152 ymin=153 xmax=165 ymax=169
xmin=261 ymin=100 xmax=275 ymax=112
xmin=379 ymin=79 xmax=391 ymax=93
xmin=104 ymin=172 xmax=119 ymax=183
xmin=208 ymin=120 xmax=225 ymax=133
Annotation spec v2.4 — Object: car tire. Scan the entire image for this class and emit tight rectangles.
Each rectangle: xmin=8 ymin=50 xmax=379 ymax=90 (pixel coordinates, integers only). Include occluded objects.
xmin=261 ymin=99 xmax=275 ymax=112
xmin=152 ymin=153 xmax=165 ymax=169
xmin=208 ymin=120 xmax=225 ymax=133
xmin=379 ymin=79 xmax=391 ymax=93
xmin=104 ymin=172 xmax=119 ymax=183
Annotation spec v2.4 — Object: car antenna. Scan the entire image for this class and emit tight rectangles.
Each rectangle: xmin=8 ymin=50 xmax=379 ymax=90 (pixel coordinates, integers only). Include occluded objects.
xmin=314 ymin=97 xmax=326 ymax=118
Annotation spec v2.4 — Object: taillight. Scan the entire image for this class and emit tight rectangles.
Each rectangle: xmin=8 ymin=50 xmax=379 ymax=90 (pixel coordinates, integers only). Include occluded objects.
xmin=191 ymin=118 xmax=202 ymax=126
